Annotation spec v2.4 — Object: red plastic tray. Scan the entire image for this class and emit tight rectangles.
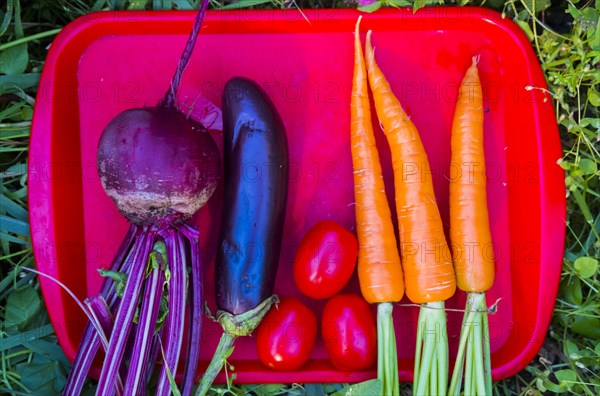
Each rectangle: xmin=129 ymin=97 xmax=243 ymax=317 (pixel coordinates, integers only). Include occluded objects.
xmin=29 ymin=7 xmax=565 ymax=384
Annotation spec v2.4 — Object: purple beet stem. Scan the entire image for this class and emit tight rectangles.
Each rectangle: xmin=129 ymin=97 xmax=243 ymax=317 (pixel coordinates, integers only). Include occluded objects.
xmin=124 ymin=265 xmax=165 ymax=394
xmin=155 ymin=230 xmax=188 ymax=395
xmin=181 ymin=225 xmax=203 ymax=396
xmin=63 ymin=224 xmax=137 ymax=395
xmin=145 ymin=325 xmax=165 ymax=391
xmin=85 ymin=296 xmax=124 ymax=396
xmin=96 ymin=230 xmax=155 ymax=395
xmin=85 ymin=295 xmax=112 ymax=351
xmin=159 ymin=0 xmax=210 ymax=109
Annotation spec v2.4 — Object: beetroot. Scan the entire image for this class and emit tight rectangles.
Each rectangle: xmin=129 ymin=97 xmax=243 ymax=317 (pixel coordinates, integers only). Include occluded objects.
xmin=97 ymin=107 xmax=219 ymax=225
xmin=64 ymin=1 xmax=219 ymax=395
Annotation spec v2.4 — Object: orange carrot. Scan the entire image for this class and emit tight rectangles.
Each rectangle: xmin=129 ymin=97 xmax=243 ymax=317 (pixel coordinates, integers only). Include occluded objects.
xmin=448 ymin=57 xmax=494 ymax=396
xmin=449 ymin=57 xmax=494 ymax=293
xmin=351 ymin=18 xmax=402 ymax=396
xmin=352 ymin=19 xmax=404 ymax=305
xmin=364 ymin=31 xmax=455 ymax=305
xmin=365 ymin=30 xmax=456 ymax=396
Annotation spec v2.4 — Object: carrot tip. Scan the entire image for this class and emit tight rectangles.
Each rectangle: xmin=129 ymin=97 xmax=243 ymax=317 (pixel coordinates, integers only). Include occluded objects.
xmin=365 ymin=30 xmax=374 ymax=59
xmin=355 ymin=15 xmax=362 ymax=35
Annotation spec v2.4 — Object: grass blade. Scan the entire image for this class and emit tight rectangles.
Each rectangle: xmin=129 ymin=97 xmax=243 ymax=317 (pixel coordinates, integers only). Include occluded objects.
xmin=0 ymin=193 xmax=28 ymax=221
xmin=0 ymin=325 xmax=54 ymax=352
xmin=0 ymin=0 xmax=14 ymax=38
xmin=0 ymin=73 xmax=40 ymax=91
xmin=0 ymin=215 xmax=30 ymax=236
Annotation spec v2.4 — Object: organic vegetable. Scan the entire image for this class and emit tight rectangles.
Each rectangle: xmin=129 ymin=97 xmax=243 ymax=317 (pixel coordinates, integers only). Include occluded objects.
xmin=365 ymin=30 xmax=456 ymax=396
xmin=256 ymin=297 xmax=317 ymax=371
xmin=293 ymin=221 xmax=358 ymax=299
xmin=196 ymin=77 xmax=289 ymax=395
xmin=321 ymin=293 xmax=377 ymax=371
xmin=448 ymin=57 xmax=494 ymax=396
xmin=351 ymin=17 xmax=404 ymax=396
xmin=63 ymin=1 xmax=220 ymax=395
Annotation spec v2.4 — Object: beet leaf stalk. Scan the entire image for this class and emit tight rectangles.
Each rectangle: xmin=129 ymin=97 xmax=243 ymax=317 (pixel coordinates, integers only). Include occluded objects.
xmin=195 ymin=77 xmax=289 ymax=396
xmin=63 ymin=224 xmax=136 ymax=396
xmin=62 ymin=0 xmax=220 ymax=394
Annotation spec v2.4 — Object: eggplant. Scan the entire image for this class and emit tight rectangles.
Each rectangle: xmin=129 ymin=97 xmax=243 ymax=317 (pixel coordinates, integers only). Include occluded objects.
xmin=216 ymin=77 xmax=289 ymax=315
xmin=196 ymin=77 xmax=288 ymax=396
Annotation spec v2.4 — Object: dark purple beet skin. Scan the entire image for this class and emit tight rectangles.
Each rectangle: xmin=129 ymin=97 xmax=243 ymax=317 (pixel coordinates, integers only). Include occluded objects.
xmin=97 ymin=107 xmax=220 ymax=225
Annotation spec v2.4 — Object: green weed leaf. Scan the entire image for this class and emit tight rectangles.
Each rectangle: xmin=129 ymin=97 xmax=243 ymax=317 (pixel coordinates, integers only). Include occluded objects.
xmin=358 ymin=1 xmax=382 ymax=13
xmin=218 ymin=0 xmax=274 ymax=10
xmin=331 ymin=379 xmax=381 ymax=396
xmin=413 ymin=0 xmax=437 ymax=12
xmin=387 ymin=0 xmax=412 ymax=6
xmin=563 ymin=277 xmax=583 ymax=306
xmin=587 ymin=88 xmax=600 ymax=107
xmin=0 ymin=43 xmax=28 ymax=74
xmin=574 ymin=257 xmax=599 ymax=278
xmin=564 ymin=339 xmax=579 ymax=357
xmin=592 ymin=19 xmax=600 ymax=50
xmin=555 ymin=369 xmax=577 ymax=383
xmin=567 ymin=4 xmax=582 ymax=19
xmin=516 ymin=20 xmax=534 ymax=41
xmin=19 ymin=357 xmax=66 ymax=396
xmin=570 ymin=316 xmax=600 ymax=339
xmin=252 ymin=384 xmax=288 ymax=396
xmin=577 ymin=7 xmax=599 ymax=31
xmin=304 ymin=384 xmax=327 ymax=396
xmin=523 ymin=0 xmax=551 ymax=13
xmin=5 ymin=285 xmax=41 ymax=329
xmin=579 ymin=158 xmax=597 ymax=175
xmin=553 ymin=369 xmax=579 ymax=392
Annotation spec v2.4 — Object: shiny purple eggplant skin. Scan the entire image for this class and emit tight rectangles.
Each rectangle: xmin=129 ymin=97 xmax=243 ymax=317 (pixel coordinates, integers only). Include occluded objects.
xmin=216 ymin=77 xmax=289 ymax=315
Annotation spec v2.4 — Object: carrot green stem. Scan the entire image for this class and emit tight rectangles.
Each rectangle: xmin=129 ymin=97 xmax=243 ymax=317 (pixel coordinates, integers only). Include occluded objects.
xmin=413 ymin=306 xmax=425 ymax=387
xmin=449 ymin=303 xmax=476 ymax=395
xmin=483 ymin=296 xmax=493 ymax=395
xmin=377 ymin=303 xmax=384 ymax=384
xmin=415 ymin=307 xmax=434 ymax=394
xmin=377 ymin=303 xmax=399 ymax=396
xmin=413 ymin=301 xmax=447 ymax=396
xmin=465 ymin=331 xmax=474 ymax=396
xmin=474 ymin=310 xmax=486 ymax=395
xmin=448 ymin=292 xmax=491 ymax=396
xmin=431 ymin=351 xmax=438 ymax=394
xmin=437 ymin=313 xmax=448 ymax=395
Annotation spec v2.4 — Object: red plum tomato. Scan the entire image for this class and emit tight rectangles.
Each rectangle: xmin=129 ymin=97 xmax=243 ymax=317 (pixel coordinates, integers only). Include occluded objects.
xmin=321 ymin=293 xmax=377 ymax=371
xmin=256 ymin=297 xmax=317 ymax=371
xmin=293 ymin=221 xmax=358 ymax=299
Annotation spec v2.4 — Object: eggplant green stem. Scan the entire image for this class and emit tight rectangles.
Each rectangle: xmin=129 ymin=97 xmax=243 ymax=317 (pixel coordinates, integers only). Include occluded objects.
xmin=377 ymin=302 xmax=399 ymax=396
xmin=195 ymin=295 xmax=278 ymax=396
xmin=413 ymin=301 xmax=448 ymax=396
xmin=448 ymin=292 xmax=492 ymax=396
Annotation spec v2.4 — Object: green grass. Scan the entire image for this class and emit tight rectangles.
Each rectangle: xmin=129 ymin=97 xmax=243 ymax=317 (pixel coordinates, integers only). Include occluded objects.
xmin=1 ymin=0 xmax=598 ymax=395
